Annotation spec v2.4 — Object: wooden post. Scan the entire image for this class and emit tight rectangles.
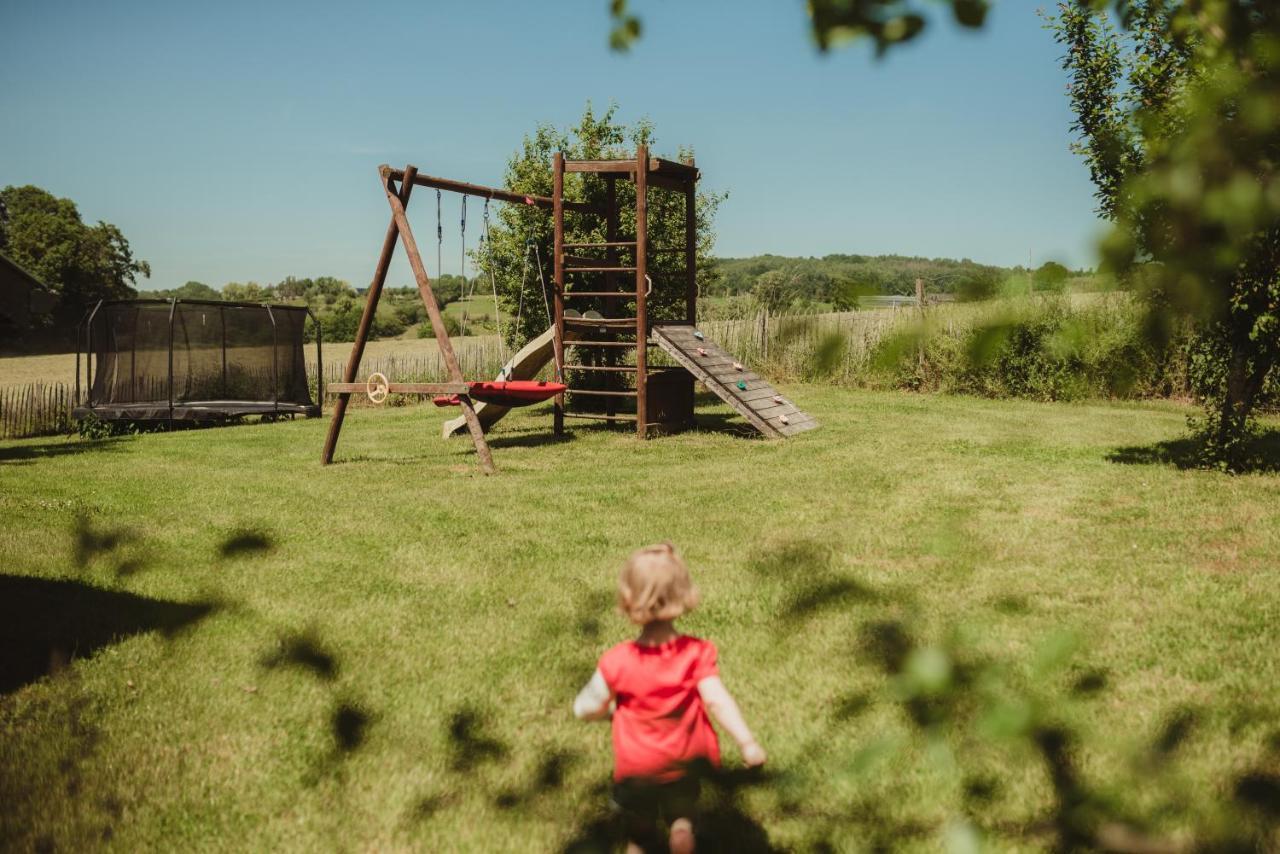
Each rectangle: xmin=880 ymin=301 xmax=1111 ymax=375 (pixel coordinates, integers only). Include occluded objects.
xmin=634 ymin=143 xmax=649 ymax=439
xmin=684 ymin=156 xmax=697 ymax=326
xmin=382 ymin=166 xmax=495 ymax=475
xmin=321 ymin=164 xmax=414 ymax=465
xmin=915 ymin=277 xmax=926 ymax=374
xmin=552 ymin=152 xmax=566 ymax=436
xmin=605 ymin=174 xmax=619 ymax=420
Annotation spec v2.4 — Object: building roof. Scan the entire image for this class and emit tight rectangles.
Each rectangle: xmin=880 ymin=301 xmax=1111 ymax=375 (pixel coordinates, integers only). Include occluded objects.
xmin=0 ymin=250 xmax=58 ymax=325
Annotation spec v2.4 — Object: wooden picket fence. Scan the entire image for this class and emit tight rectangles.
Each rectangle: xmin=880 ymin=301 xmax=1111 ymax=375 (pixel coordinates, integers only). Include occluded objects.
xmin=0 ymin=383 xmax=76 ymax=440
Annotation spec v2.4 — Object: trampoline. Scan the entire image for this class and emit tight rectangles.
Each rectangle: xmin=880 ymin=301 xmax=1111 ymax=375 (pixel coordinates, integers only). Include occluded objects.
xmin=73 ymin=299 xmax=322 ymax=425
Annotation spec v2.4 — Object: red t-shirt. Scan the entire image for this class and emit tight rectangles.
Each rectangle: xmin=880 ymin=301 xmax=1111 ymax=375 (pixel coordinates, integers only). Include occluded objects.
xmin=597 ymin=635 xmax=721 ymax=783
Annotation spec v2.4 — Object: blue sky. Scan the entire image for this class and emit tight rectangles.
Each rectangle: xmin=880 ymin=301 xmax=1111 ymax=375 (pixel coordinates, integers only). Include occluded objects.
xmin=0 ymin=1 xmax=1105 ymax=291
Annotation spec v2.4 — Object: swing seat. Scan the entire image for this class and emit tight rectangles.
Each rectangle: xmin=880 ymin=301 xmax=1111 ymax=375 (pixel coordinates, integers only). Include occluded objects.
xmin=432 ymin=380 xmax=567 ymax=408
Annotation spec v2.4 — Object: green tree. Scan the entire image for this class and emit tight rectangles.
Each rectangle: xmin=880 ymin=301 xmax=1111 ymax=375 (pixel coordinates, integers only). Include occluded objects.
xmin=955 ymin=267 xmax=1003 ymax=302
xmin=752 ymin=269 xmax=798 ymax=314
xmin=476 ymin=104 xmax=723 ymax=347
xmin=321 ymin=297 xmax=362 ymax=342
xmin=222 ymin=281 xmax=272 ymax=303
xmin=1032 ymin=261 xmax=1070 ymax=292
xmin=0 ymin=185 xmax=150 ymax=333
xmin=428 ymin=274 xmax=465 ymax=308
xmin=1048 ymin=1 xmax=1280 ymax=468
xmin=154 ymin=281 xmax=221 ymax=300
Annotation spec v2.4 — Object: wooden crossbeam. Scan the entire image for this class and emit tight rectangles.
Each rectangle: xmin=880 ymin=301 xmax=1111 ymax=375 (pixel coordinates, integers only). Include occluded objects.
xmin=383 ymin=167 xmax=599 ymax=215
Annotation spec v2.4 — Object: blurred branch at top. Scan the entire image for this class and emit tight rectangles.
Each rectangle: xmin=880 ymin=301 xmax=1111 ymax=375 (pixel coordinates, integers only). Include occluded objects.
xmin=608 ymin=1 xmax=990 ymax=55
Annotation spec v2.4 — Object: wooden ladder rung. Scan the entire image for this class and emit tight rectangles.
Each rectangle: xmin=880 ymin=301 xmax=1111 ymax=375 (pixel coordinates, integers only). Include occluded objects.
xmin=568 ymin=389 xmax=638 ymax=397
xmin=571 ymin=340 xmax=639 ymax=348
xmin=566 ymin=266 xmax=638 ymax=273
xmin=563 ymin=364 xmax=638 ymax=372
xmin=562 ymin=241 xmax=637 ymax=249
xmin=566 ymin=291 xmax=636 ymax=298
xmin=563 ymin=316 xmax=637 ymax=328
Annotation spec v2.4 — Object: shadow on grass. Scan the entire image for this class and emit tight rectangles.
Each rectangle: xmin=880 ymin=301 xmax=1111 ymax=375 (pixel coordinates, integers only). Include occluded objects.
xmin=0 ymin=436 xmax=129 ymax=466
xmin=1107 ymin=429 xmax=1280 ymax=472
xmin=260 ymin=631 xmax=338 ymax=681
xmin=484 ymin=429 xmax=579 ymax=450
xmin=73 ymin=514 xmax=154 ymax=578
xmin=447 ymin=705 xmax=510 ymax=772
xmin=690 ymin=410 xmax=768 ymax=440
xmin=748 ymin=538 xmax=886 ymax=623
xmin=220 ymin=528 xmax=274 ymax=558
xmin=561 ymin=761 xmax=780 ymax=854
xmin=0 ymin=574 xmax=218 ymax=694
xmin=331 ymin=700 xmax=371 ymax=753
xmin=492 ymin=747 xmax=582 ymax=811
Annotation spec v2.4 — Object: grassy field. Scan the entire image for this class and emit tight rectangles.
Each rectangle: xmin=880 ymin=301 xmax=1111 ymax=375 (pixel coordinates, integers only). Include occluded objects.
xmin=2 ymin=388 xmax=1279 ymax=851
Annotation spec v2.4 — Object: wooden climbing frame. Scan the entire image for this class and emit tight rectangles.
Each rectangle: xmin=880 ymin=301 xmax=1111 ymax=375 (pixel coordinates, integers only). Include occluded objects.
xmin=552 ymin=146 xmax=701 ymax=439
xmin=321 ymin=149 xmax=703 ymax=471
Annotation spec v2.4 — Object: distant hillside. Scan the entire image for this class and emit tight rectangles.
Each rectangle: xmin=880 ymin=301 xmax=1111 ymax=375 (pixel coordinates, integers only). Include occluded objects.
xmin=712 ymin=253 xmax=1030 ymax=304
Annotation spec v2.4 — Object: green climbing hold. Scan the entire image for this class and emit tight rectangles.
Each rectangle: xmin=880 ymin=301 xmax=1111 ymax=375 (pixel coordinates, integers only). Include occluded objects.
xmin=736 ymin=380 xmax=747 ymax=391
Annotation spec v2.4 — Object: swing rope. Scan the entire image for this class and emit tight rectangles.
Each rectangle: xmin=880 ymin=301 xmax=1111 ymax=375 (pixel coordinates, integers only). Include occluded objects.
xmin=435 ymin=190 xmax=443 ymax=279
xmin=481 ymin=199 xmax=507 ymax=371
xmin=458 ymin=196 xmax=475 ymax=338
xmin=513 ymin=236 xmax=559 ymax=382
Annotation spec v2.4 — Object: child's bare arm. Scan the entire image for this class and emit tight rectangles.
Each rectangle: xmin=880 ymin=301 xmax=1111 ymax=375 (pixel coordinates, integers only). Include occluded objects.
xmin=697 ymin=676 xmax=766 ymax=766
xmin=573 ymin=669 xmax=614 ymax=721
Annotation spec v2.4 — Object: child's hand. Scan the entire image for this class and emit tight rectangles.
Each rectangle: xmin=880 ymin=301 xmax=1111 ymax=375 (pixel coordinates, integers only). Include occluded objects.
xmin=740 ymin=740 xmax=766 ymax=767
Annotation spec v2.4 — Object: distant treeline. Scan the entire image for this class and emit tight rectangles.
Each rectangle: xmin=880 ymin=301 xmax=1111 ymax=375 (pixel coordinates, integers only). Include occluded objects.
xmin=138 ymin=254 xmax=1095 ymax=344
xmin=147 ymin=276 xmax=469 ymax=343
xmin=712 ymin=253 xmax=1091 ymax=313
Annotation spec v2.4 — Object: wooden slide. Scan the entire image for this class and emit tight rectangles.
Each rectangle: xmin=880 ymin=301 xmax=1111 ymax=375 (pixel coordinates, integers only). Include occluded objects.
xmin=441 ymin=326 xmax=577 ymax=438
xmin=651 ymin=324 xmax=818 ymax=438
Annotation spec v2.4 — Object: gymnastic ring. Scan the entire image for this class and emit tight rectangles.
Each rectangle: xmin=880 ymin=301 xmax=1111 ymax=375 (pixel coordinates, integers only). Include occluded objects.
xmin=366 ymin=372 xmax=390 ymax=404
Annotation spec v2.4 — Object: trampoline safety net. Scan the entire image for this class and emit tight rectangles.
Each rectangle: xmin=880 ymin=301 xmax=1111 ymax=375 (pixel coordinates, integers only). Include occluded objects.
xmin=76 ymin=299 xmax=320 ymax=422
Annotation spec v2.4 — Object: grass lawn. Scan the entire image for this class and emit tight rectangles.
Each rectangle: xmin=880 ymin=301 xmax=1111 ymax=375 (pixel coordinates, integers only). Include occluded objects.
xmin=1 ymin=388 xmax=1278 ymax=851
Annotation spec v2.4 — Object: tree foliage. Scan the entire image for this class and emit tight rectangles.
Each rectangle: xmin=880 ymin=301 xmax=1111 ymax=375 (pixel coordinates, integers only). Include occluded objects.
xmin=752 ymin=269 xmax=798 ymax=314
xmin=609 ymin=0 xmax=990 ymax=55
xmin=152 ymin=281 xmax=222 ymax=301
xmin=611 ymin=1 xmax=1279 ymax=468
xmin=0 ymin=185 xmax=149 ymax=335
xmin=1049 ymin=1 xmax=1280 ymax=469
xmin=718 ymin=253 xmax=1016 ymax=302
xmin=1033 ymin=261 xmax=1071 ymax=292
xmin=475 ymin=104 xmax=723 ymax=348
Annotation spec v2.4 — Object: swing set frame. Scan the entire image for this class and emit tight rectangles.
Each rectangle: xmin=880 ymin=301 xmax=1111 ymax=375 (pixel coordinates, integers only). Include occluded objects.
xmin=322 ymin=148 xmax=699 ymax=474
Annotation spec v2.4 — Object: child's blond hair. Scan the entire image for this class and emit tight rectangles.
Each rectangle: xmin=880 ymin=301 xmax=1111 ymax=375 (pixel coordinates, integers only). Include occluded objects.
xmin=618 ymin=542 xmax=701 ymax=624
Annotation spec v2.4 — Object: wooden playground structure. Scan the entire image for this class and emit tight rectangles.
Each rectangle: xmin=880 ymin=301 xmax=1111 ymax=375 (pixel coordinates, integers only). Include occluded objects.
xmin=321 ymin=146 xmax=816 ymax=473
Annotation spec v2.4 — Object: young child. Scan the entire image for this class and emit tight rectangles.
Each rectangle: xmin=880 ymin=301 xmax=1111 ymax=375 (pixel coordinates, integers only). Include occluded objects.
xmin=574 ymin=543 xmax=765 ymax=854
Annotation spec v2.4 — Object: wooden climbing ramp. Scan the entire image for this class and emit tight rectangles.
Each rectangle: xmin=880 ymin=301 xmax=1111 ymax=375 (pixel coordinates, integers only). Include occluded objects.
xmin=651 ymin=324 xmax=818 ymax=439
